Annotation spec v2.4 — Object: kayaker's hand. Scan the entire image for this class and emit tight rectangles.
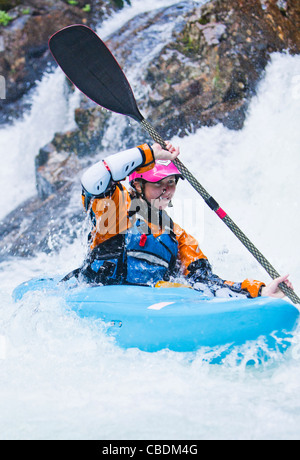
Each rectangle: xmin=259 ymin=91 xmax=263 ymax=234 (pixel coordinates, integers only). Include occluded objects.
xmin=261 ymin=275 xmax=294 ymax=298
xmin=151 ymin=141 xmax=180 ymax=162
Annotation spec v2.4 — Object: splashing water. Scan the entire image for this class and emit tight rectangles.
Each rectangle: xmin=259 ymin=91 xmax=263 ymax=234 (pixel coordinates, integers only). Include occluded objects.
xmin=0 ymin=69 xmax=80 ymax=220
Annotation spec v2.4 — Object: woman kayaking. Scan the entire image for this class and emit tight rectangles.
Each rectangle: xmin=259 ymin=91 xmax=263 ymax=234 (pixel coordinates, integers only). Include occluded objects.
xmin=80 ymin=141 xmax=293 ymax=299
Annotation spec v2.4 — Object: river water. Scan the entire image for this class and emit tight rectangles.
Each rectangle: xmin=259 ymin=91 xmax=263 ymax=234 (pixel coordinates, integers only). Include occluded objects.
xmin=0 ymin=0 xmax=299 ymax=440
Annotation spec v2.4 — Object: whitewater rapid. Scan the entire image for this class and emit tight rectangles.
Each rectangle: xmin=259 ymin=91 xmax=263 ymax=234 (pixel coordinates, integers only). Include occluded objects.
xmin=0 ymin=0 xmax=300 ymax=440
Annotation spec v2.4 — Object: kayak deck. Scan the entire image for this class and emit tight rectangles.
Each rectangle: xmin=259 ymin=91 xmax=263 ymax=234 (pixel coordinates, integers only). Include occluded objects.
xmin=13 ymin=277 xmax=299 ymax=357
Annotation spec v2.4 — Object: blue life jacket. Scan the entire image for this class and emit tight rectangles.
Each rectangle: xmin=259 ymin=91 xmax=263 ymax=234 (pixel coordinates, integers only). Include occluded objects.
xmin=86 ymin=215 xmax=178 ymax=286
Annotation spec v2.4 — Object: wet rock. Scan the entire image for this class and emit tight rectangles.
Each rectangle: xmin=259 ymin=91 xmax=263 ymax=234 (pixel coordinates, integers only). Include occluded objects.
xmin=141 ymin=0 xmax=300 ymax=136
xmin=35 ymin=96 xmax=112 ymax=200
xmin=0 ymin=183 xmax=86 ymax=260
xmin=0 ymin=0 xmax=117 ymax=123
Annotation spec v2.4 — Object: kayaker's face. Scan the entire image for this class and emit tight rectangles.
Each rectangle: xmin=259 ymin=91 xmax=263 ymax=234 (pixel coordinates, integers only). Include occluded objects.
xmin=144 ymin=176 xmax=177 ymax=210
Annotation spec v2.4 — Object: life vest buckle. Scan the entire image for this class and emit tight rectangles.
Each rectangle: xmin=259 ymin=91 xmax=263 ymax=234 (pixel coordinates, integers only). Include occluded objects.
xmin=139 ymin=234 xmax=147 ymax=247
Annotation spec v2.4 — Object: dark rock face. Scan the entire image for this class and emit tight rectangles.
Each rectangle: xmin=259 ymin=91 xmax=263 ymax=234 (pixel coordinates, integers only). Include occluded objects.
xmin=0 ymin=1 xmax=85 ymax=122
xmin=0 ymin=183 xmax=85 ymax=260
xmin=0 ymin=0 xmax=117 ymax=123
xmin=0 ymin=0 xmax=299 ymax=259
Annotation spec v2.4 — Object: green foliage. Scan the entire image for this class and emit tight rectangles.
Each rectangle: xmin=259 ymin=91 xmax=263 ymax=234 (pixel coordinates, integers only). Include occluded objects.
xmin=198 ymin=16 xmax=210 ymax=26
xmin=111 ymin=0 xmax=131 ymax=8
xmin=0 ymin=1 xmax=21 ymax=13
xmin=180 ymin=32 xmax=200 ymax=55
xmin=66 ymin=0 xmax=91 ymax=11
xmin=0 ymin=9 xmax=12 ymax=26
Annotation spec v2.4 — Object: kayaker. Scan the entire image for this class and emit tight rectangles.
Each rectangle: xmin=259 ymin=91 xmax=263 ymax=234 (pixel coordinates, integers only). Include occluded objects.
xmin=80 ymin=141 xmax=293 ymax=299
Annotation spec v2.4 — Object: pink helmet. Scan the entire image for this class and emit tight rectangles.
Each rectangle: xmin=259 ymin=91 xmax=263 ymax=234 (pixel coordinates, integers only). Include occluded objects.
xmin=129 ymin=160 xmax=183 ymax=183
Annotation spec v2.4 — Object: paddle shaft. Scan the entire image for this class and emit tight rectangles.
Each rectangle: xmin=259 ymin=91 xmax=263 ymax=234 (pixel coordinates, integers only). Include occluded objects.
xmin=141 ymin=119 xmax=300 ymax=304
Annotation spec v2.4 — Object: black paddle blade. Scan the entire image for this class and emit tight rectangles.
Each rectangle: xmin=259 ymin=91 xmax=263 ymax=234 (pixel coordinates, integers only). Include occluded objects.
xmin=49 ymin=24 xmax=143 ymax=123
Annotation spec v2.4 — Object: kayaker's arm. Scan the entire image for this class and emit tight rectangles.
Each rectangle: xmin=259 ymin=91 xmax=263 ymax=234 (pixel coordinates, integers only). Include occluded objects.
xmin=174 ymin=223 xmax=265 ymax=298
xmin=186 ymin=258 xmax=265 ymax=298
xmin=81 ymin=144 xmax=155 ymax=199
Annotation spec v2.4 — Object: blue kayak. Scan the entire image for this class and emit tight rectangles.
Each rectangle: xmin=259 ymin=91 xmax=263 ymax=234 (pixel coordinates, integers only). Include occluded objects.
xmin=12 ymin=276 xmax=299 ymax=359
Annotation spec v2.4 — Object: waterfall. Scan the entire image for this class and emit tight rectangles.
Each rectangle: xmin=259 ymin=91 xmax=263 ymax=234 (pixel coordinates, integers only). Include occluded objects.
xmin=0 ymin=69 xmax=80 ymax=220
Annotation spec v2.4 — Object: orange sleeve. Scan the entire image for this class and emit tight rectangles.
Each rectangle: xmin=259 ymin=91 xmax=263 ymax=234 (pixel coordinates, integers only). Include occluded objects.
xmin=223 ymin=279 xmax=265 ymax=298
xmin=173 ymin=222 xmax=207 ymax=275
xmin=135 ymin=143 xmax=155 ymax=173
xmin=173 ymin=222 xmax=265 ymax=297
xmin=241 ymin=279 xmax=265 ymax=298
xmin=87 ymin=186 xmax=131 ymax=250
